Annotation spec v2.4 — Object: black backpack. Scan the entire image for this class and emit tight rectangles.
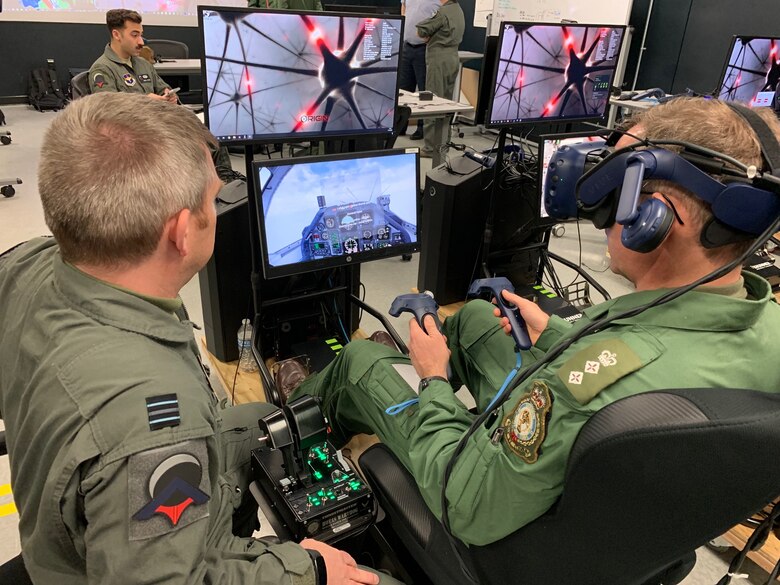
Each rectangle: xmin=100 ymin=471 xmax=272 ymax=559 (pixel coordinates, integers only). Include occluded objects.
xmin=28 ymin=67 xmax=67 ymax=112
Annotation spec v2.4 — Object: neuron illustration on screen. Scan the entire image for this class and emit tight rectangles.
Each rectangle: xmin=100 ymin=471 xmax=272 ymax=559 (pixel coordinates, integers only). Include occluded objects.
xmin=718 ymin=37 xmax=780 ymax=107
xmin=488 ymin=23 xmax=625 ymax=126
xmin=255 ymin=152 xmax=418 ymax=277
xmin=200 ymin=7 xmax=403 ymax=143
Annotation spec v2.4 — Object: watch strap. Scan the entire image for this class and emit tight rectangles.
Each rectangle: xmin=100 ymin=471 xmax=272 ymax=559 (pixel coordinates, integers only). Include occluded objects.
xmin=419 ymin=375 xmax=449 ymax=394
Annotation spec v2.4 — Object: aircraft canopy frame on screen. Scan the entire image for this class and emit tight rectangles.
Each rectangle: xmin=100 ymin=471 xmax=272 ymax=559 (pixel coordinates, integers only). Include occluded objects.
xmin=486 ymin=22 xmax=626 ymax=128
xmin=717 ymin=35 xmax=780 ymax=107
xmin=199 ymin=5 xmax=404 ymax=145
xmin=253 ymin=148 xmax=420 ymax=279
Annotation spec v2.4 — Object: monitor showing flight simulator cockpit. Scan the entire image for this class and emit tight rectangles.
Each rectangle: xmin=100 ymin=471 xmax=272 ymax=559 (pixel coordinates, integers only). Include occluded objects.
xmin=487 ymin=22 xmax=626 ymax=127
xmin=253 ymin=149 xmax=420 ymax=278
xmin=717 ymin=36 xmax=780 ymax=107
xmin=199 ymin=6 xmax=403 ymax=144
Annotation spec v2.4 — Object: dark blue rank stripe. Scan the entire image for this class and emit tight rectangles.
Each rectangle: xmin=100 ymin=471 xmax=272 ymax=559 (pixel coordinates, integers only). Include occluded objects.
xmin=146 ymin=394 xmax=181 ymax=431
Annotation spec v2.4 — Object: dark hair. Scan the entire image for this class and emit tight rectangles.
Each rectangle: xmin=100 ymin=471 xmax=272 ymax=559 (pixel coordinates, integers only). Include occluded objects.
xmin=106 ymin=9 xmax=142 ymax=34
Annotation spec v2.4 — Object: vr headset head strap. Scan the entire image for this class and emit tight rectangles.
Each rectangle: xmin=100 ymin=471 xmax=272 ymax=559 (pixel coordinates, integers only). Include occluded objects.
xmin=724 ymin=102 xmax=780 ymax=177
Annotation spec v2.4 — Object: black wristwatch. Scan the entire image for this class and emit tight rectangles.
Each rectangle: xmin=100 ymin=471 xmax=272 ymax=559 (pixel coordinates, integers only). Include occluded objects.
xmin=306 ymin=550 xmax=327 ymax=585
xmin=418 ymin=375 xmax=449 ymax=394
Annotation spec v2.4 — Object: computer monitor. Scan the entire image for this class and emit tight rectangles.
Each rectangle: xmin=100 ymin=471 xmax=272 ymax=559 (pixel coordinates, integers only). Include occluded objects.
xmin=487 ymin=23 xmax=626 ymax=127
xmin=473 ymin=35 xmax=499 ymax=126
xmin=717 ymin=36 xmax=780 ymax=107
xmin=199 ymin=6 xmax=404 ymax=144
xmin=538 ymin=131 xmax=607 ymax=221
xmin=253 ymin=149 xmax=420 ymax=279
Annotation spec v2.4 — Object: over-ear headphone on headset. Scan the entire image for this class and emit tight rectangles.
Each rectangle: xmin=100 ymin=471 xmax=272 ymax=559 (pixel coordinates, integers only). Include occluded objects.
xmin=543 ymin=101 xmax=780 ymax=253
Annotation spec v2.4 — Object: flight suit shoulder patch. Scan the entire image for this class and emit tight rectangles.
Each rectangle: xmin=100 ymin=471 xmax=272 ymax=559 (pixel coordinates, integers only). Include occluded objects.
xmin=556 ymin=337 xmax=646 ymax=405
xmin=502 ymin=381 xmax=553 ymax=464
xmin=129 ymin=439 xmax=210 ymax=541
xmin=93 ymin=73 xmax=106 ymax=89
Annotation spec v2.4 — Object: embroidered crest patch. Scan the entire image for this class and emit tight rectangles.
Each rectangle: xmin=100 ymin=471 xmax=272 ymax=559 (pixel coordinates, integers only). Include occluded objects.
xmin=129 ymin=440 xmax=210 ymax=541
xmin=502 ymin=381 xmax=553 ymax=463
xmin=122 ymin=73 xmax=136 ymax=87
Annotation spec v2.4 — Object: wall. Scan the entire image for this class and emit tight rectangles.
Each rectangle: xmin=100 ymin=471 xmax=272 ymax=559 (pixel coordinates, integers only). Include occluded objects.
xmin=0 ymin=22 xmax=202 ymax=101
xmin=672 ymin=0 xmax=780 ymax=94
xmin=629 ymin=0 xmax=780 ymax=95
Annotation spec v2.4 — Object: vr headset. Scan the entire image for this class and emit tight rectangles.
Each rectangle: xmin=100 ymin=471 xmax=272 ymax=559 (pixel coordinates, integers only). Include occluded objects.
xmin=543 ymin=102 xmax=780 ymax=253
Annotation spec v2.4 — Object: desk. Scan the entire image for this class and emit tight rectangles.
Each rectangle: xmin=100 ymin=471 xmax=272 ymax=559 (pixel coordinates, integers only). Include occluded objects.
xmin=399 ymin=90 xmax=473 ymax=166
xmin=454 ymin=51 xmax=483 ymax=102
xmin=153 ymin=59 xmax=201 ymax=76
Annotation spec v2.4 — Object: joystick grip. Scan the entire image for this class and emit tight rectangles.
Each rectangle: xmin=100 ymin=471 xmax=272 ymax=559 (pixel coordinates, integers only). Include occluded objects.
xmin=467 ymin=278 xmax=532 ymax=350
xmin=389 ymin=292 xmax=443 ymax=333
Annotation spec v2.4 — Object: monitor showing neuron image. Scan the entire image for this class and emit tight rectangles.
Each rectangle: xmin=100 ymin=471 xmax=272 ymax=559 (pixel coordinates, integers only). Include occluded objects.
xmin=254 ymin=149 xmax=419 ymax=278
xmin=487 ymin=23 xmax=626 ymax=127
xmin=717 ymin=36 xmax=780 ymax=107
xmin=199 ymin=6 xmax=403 ymax=144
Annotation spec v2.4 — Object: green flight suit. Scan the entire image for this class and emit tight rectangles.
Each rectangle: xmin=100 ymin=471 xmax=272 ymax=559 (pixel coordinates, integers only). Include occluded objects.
xmin=416 ymin=0 xmax=464 ymax=155
xmin=0 ymin=238 xmax=316 ymax=585
xmin=89 ymin=44 xmax=171 ymax=96
xmin=247 ymin=0 xmax=323 ymax=10
xmin=292 ymin=273 xmax=780 ymax=546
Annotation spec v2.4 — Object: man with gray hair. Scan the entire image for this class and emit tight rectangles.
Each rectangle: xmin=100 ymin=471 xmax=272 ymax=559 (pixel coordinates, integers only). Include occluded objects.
xmin=0 ymin=92 xmax=389 ymax=585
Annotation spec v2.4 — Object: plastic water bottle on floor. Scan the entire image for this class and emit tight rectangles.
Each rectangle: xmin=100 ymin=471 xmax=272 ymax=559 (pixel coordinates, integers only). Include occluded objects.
xmin=237 ymin=318 xmax=258 ymax=373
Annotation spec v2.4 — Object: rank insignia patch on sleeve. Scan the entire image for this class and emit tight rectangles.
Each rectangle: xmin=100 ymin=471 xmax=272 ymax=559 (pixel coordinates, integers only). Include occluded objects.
xmin=502 ymin=381 xmax=553 ymax=464
xmin=146 ymin=393 xmax=180 ymax=431
xmin=129 ymin=440 xmax=210 ymax=541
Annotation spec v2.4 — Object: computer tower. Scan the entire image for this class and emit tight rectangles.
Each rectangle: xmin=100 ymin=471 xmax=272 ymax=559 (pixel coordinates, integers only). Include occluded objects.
xmin=417 ymin=157 xmax=491 ymax=305
xmin=418 ymin=155 xmax=546 ymax=305
xmin=199 ymin=195 xmax=254 ymax=363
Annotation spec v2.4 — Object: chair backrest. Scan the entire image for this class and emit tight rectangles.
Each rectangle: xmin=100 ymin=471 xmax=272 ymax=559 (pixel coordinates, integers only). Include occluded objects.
xmin=144 ymin=39 xmax=189 ymax=60
xmin=467 ymin=388 xmax=780 ymax=585
xmin=70 ymin=71 xmax=90 ymax=99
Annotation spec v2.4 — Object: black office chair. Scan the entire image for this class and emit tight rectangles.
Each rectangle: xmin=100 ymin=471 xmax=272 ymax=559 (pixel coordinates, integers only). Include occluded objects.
xmin=359 ymin=388 xmax=780 ymax=585
xmin=0 ymin=431 xmax=33 ymax=585
xmin=70 ymin=71 xmax=90 ymax=100
xmin=144 ymin=39 xmax=189 ymax=59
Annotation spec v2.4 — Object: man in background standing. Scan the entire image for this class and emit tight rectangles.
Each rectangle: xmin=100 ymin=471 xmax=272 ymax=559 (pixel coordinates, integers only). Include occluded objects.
xmin=416 ymin=0 xmax=464 ymax=157
xmin=399 ymin=0 xmax=440 ymax=140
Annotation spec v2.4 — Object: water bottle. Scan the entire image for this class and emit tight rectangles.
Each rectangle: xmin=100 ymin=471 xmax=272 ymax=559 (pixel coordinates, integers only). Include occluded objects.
xmin=237 ymin=318 xmax=258 ymax=373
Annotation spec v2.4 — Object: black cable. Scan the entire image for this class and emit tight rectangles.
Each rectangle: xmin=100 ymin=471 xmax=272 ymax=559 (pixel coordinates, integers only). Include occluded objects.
xmin=439 ymin=212 xmax=780 ymax=545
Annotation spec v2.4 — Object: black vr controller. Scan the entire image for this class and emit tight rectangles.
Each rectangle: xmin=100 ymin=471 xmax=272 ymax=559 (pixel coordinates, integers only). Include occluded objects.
xmin=389 ymin=291 xmax=443 ymax=333
xmin=467 ymin=278 xmax=533 ymax=351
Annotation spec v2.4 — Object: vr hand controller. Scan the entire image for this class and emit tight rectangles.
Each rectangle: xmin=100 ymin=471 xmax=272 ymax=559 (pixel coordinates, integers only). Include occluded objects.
xmin=467 ymin=278 xmax=532 ymax=351
xmin=389 ymin=291 xmax=443 ymax=333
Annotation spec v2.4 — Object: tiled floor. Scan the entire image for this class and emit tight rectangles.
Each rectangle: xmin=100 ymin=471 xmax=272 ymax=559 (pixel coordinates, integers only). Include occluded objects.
xmin=0 ymin=104 xmax=772 ymax=583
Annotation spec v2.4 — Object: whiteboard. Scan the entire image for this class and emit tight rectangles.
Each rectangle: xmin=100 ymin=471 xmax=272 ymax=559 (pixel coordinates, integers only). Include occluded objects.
xmin=478 ymin=0 xmax=632 ymax=34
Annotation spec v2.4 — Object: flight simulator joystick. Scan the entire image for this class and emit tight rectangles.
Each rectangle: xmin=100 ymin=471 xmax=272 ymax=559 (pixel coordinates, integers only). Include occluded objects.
xmin=251 ymin=395 xmax=374 ymax=542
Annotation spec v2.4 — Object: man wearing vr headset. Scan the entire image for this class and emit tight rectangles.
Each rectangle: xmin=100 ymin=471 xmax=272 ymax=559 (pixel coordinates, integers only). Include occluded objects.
xmin=290 ymin=97 xmax=780 ymax=546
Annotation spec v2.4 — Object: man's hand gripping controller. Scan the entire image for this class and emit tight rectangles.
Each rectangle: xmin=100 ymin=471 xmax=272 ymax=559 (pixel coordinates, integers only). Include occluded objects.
xmin=467 ymin=277 xmax=532 ymax=350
